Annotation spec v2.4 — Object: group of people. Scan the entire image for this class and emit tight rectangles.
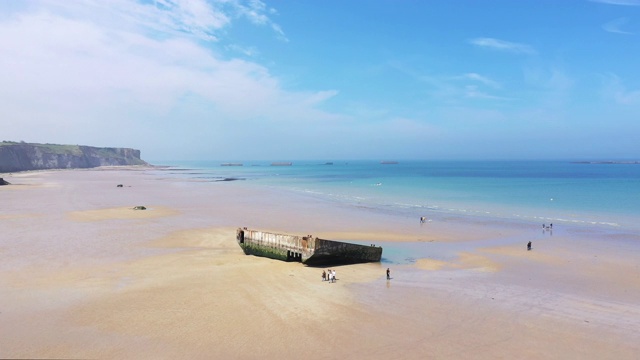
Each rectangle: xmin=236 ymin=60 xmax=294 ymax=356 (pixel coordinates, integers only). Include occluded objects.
xmin=322 ymin=269 xmax=337 ymax=283
xmin=323 ymin=268 xmax=391 ymax=282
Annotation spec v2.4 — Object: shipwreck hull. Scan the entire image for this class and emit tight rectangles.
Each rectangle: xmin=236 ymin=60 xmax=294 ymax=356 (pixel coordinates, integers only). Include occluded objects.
xmin=236 ymin=228 xmax=382 ymax=265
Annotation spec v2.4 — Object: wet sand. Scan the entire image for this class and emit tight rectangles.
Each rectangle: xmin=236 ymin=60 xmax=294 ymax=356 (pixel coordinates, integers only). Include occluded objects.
xmin=1 ymin=167 xmax=639 ymax=359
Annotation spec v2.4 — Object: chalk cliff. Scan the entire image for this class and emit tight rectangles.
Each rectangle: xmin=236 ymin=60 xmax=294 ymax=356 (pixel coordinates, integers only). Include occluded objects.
xmin=0 ymin=142 xmax=148 ymax=173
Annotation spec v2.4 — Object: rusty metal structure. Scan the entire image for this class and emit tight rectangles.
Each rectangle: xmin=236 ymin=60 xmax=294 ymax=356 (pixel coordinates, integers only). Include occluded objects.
xmin=236 ymin=228 xmax=382 ymax=265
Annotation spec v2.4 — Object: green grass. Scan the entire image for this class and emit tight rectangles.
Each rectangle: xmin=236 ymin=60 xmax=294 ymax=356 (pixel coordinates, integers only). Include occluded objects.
xmin=1 ymin=142 xmax=129 ymax=159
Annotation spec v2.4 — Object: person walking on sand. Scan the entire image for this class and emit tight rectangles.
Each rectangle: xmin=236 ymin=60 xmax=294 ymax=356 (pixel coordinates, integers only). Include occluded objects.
xmin=527 ymin=241 xmax=532 ymax=251
xmin=332 ymin=270 xmax=336 ymax=283
xmin=322 ymin=270 xmax=326 ymax=282
xmin=327 ymin=269 xmax=331 ymax=283
xmin=386 ymin=268 xmax=391 ymax=280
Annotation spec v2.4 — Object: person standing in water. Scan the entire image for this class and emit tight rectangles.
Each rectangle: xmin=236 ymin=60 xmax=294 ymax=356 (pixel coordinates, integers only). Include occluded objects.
xmin=527 ymin=241 xmax=532 ymax=251
xmin=386 ymin=268 xmax=391 ymax=280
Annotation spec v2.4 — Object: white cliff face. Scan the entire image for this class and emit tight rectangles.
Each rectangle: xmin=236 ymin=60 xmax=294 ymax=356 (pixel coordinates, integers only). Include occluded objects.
xmin=0 ymin=143 xmax=147 ymax=172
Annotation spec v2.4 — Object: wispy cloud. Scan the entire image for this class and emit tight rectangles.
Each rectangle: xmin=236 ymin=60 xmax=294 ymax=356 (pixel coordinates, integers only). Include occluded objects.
xmin=449 ymin=73 xmax=507 ymax=100
xmin=469 ymin=37 xmax=536 ymax=55
xmin=391 ymin=65 xmax=508 ymax=102
xmin=39 ymin=0 xmax=285 ymax=42
xmin=463 ymin=85 xmax=510 ymax=100
xmin=590 ymin=0 xmax=640 ymax=5
xmin=233 ymin=0 xmax=288 ymax=41
xmin=524 ymin=68 xmax=573 ymax=90
xmin=602 ymin=17 xmax=634 ymax=34
xmin=602 ymin=74 xmax=640 ymax=104
xmin=226 ymin=44 xmax=260 ymax=57
xmin=461 ymin=73 xmax=501 ymax=89
xmin=153 ymin=0 xmax=230 ymax=40
xmin=522 ymin=67 xmax=574 ymax=108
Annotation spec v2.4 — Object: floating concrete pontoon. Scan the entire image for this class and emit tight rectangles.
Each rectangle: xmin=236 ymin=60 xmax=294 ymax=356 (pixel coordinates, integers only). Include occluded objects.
xmin=236 ymin=228 xmax=382 ymax=266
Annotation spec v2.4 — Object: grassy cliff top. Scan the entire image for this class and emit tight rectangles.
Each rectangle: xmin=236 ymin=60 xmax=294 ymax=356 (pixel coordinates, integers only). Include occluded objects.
xmin=1 ymin=141 xmax=86 ymax=155
xmin=0 ymin=141 xmax=136 ymax=157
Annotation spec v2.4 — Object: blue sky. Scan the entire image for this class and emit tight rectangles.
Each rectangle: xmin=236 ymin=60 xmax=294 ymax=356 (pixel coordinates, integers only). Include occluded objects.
xmin=1 ymin=0 xmax=639 ymax=161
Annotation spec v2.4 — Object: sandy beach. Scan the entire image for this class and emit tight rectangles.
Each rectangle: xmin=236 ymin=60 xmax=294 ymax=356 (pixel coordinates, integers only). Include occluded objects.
xmin=1 ymin=167 xmax=639 ymax=359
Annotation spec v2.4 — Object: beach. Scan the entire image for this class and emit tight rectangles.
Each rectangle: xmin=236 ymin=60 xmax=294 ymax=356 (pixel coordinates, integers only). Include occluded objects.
xmin=1 ymin=167 xmax=639 ymax=359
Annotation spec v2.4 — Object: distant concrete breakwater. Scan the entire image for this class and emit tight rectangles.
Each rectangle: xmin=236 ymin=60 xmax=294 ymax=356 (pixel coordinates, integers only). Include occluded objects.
xmin=236 ymin=228 xmax=382 ymax=266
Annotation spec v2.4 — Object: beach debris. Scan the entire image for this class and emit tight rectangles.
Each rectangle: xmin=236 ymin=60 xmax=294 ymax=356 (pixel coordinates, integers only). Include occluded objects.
xmin=117 ymin=184 xmax=124 ymax=187
xmin=133 ymin=206 xmax=147 ymax=210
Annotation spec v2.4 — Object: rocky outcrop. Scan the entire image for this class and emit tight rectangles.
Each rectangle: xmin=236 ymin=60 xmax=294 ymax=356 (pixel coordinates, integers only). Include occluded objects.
xmin=0 ymin=142 xmax=148 ymax=173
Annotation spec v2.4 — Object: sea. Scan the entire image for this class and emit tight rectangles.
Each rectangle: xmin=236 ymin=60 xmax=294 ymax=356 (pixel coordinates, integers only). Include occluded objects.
xmin=152 ymin=160 xmax=640 ymax=234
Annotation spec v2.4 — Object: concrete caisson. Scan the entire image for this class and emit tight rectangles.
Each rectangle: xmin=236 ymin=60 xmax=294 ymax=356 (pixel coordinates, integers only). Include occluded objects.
xmin=236 ymin=228 xmax=382 ymax=265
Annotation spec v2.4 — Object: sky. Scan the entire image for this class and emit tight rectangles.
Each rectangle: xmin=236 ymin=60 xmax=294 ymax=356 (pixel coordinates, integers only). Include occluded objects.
xmin=1 ymin=0 xmax=639 ymax=161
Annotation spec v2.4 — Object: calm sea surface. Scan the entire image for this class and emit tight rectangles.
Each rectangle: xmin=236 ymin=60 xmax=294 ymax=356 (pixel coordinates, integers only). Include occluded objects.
xmin=152 ymin=160 xmax=640 ymax=233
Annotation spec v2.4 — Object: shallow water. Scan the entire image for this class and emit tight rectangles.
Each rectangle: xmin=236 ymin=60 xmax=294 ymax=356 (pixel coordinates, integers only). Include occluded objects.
xmin=151 ymin=160 xmax=640 ymax=233
xmin=351 ymin=233 xmax=533 ymax=265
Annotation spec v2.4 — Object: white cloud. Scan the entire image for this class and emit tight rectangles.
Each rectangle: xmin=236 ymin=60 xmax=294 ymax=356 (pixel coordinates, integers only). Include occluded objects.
xmin=464 ymin=85 xmax=509 ymax=100
xmin=231 ymin=0 xmax=288 ymax=41
xmin=30 ymin=0 xmax=286 ymax=42
xmin=0 ymin=1 xmax=331 ymax=159
xmin=39 ymin=0 xmax=228 ymax=42
xmin=300 ymin=90 xmax=339 ymax=106
xmin=410 ymin=72 xmax=507 ymax=102
xmin=522 ymin=67 xmax=574 ymax=108
xmin=462 ymin=73 xmax=501 ymax=89
xmin=226 ymin=44 xmax=260 ymax=57
xmin=602 ymin=74 xmax=640 ymax=105
xmin=469 ymin=37 xmax=536 ymax=55
xmin=524 ymin=68 xmax=573 ymax=91
xmin=590 ymin=0 xmax=640 ymax=5
xmin=602 ymin=17 xmax=633 ymax=34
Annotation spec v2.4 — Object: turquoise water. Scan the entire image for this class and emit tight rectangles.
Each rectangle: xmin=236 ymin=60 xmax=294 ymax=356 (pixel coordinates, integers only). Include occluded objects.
xmin=154 ymin=160 xmax=640 ymax=232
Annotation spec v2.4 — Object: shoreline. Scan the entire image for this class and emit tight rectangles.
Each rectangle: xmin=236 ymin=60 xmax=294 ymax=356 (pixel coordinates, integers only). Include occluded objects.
xmin=145 ymin=162 xmax=640 ymax=237
xmin=1 ymin=167 xmax=639 ymax=359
